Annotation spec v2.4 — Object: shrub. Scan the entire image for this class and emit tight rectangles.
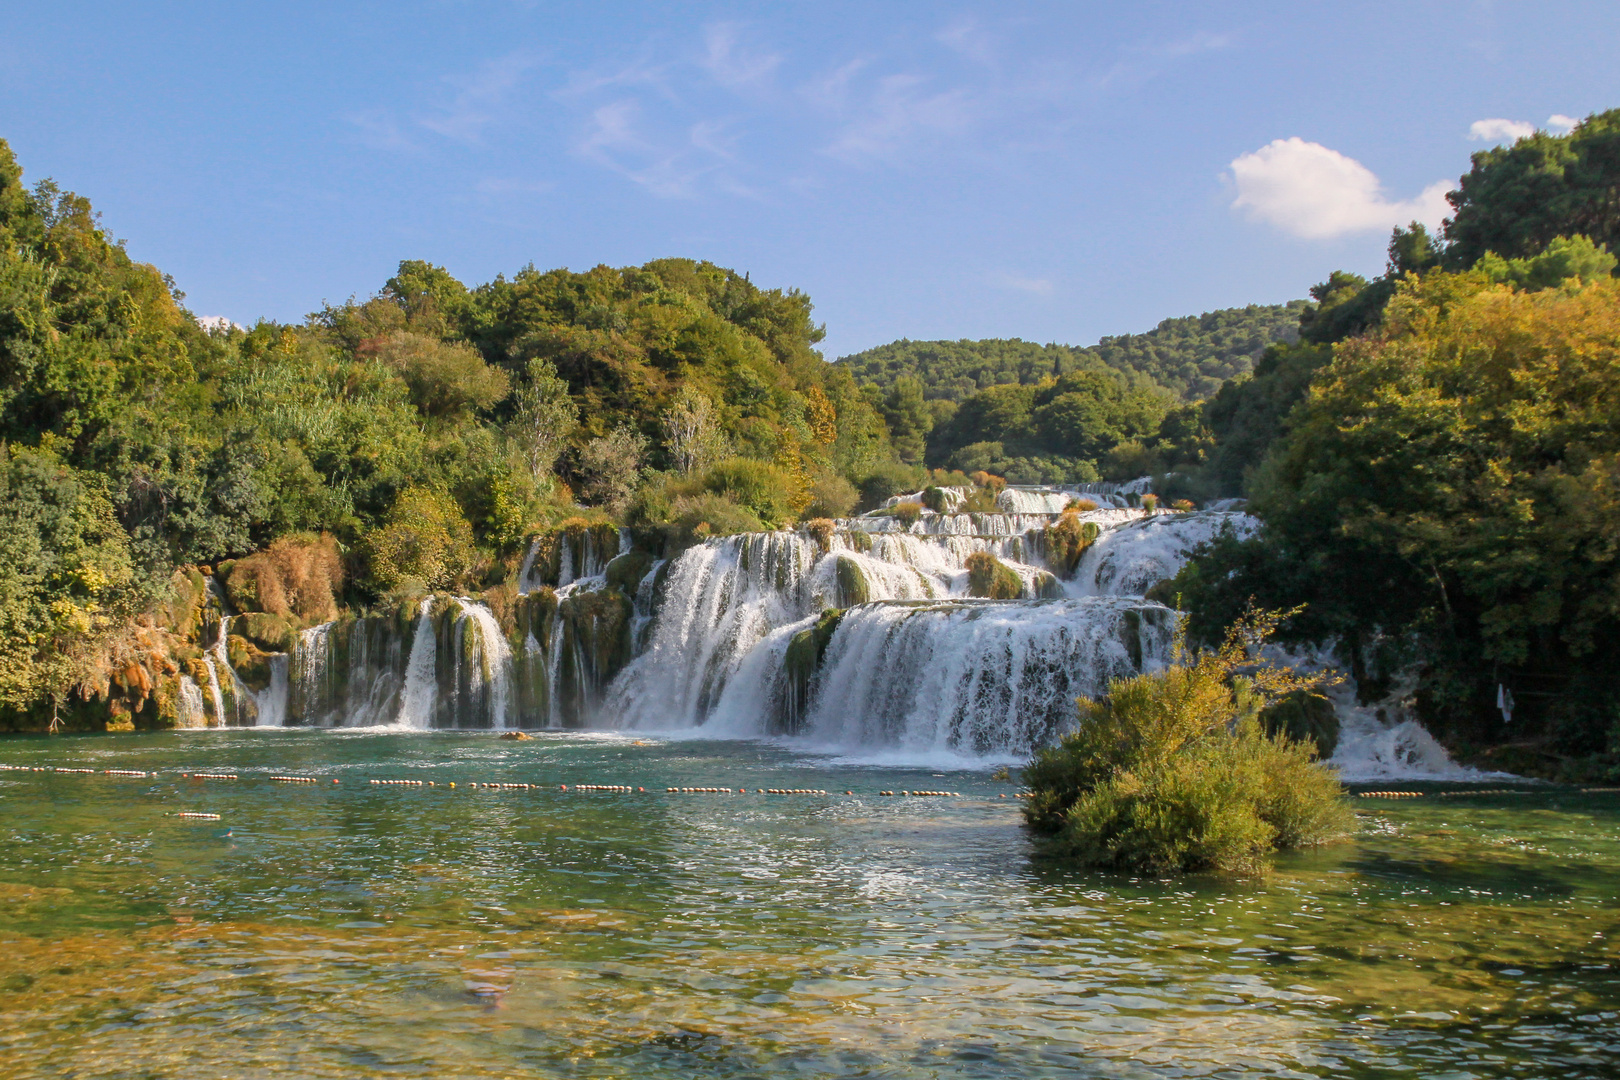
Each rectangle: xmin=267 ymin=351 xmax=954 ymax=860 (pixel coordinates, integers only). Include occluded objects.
xmin=1171 ymin=499 xmax=1196 ymax=512
xmin=1100 ymin=438 xmax=1163 ymax=483
xmin=921 ymin=486 xmax=949 ymax=513
xmin=223 ymin=533 xmax=343 ymax=623
xmin=804 ymin=474 xmax=858 ymax=520
xmin=1140 ymin=493 xmax=1159 ymax=512
xmin=701 ymin=457 xmax=798 ymax=526
xmin=364 ymin=488 xmax=476 ymax=591
xmin=969 ymin=470 xmax=1006 ymax=494
xmin=858 ymin=461 xmax=927 ymax=510
xmin=1023 ymin=608 xmax=1353 ymax=874
xmin=1065 ymin=497 xmax=1100 ymax=512
xmin=664 ymin=492 xmax=766 ymax=550
xmin=966 ymin=551 xmax=1023 ymax=599
xmin=804 ymin=518 xmax=836 ymax=551
xmin=889 ymin=500 xmax=924 ymax=527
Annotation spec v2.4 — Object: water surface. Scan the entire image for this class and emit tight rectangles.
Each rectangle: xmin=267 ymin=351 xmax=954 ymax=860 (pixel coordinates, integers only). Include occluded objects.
xmin=2 ymin=730 xmax=1617 ymax=1078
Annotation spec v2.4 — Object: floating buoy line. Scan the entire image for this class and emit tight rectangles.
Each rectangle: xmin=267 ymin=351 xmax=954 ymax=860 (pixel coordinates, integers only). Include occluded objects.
xmin=8 ymin=763 xmax=1617 ymax=807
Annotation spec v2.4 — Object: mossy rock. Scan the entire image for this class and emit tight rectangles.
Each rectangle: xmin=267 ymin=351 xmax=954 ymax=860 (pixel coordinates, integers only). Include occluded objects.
xmin=1043 ymin=515 xmax=1100 ymax=577
xmin=1261 ymin=690 xmax=1341 ymax=758
xmin=226 ymin=634 xmax=276 ymax=693
xmin=234 ymin=612 xmax=299 ymax=654
xmin=605 ymin=550 xmax=654 ymax=595
xmin=1033 ymin=571 xmax=1064 ymax=600
xmin=966 ymin=552 xmax=1022 ymax=600
xmin=781 ymin=609 xmax=844 ymax=734
xmin=834 ymin=556 xmax=870 ymax=607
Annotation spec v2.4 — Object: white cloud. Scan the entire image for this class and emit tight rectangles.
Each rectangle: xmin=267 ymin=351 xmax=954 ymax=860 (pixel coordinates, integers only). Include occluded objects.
xmin=1548 ymin=114 xmax=1579 ymax=134
xmin=1229 ymin=137 xmax=1452 ymax=240
xmin=196 ymin=316 xmax=244 ymax=333
xmin=1469 ymin=117 xmax=1534 ymax=142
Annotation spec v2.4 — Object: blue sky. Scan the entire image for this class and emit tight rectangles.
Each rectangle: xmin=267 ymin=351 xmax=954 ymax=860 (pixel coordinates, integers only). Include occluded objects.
xmin=2 ymin=2 xmax=1616 ymax=360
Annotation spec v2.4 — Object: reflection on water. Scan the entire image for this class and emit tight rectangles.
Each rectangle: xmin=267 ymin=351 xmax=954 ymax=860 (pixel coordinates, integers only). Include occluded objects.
xmin=1 ymin=730 xmax=1617 ymax=1078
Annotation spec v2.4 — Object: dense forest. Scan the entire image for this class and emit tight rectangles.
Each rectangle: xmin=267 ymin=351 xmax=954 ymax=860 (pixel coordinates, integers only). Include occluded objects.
xmin=3 ymin=105 xmax=1619 ymax=777
xmin=837 ymin=303 xmax=1307 ymax=403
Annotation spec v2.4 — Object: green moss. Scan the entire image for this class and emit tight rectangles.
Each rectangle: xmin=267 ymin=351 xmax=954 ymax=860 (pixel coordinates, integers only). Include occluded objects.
xmin=834 ymin=556 xmax=870 ymax=606
xmin=605 ymin=550 xmax=654 ymax=595
xmin=1044 ymin=513 xmax=1101 ymax=577
xmin=966 ymin=551 xmax=1022 ymax=599
xmin=1033 ymin=571 xmax=1064 ymax=599
xmin=234 ymin=612 xmax=298 ymax=654
xmin=780 ymin=609 xmax=844 ymax=735
xmin=226 ymin=635 xmax=274 ymax=693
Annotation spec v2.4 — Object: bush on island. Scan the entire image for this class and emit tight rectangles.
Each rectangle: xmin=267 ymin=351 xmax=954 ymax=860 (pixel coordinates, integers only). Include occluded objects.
xmin=1023 ymin=607 xmax=1353 ymax=875
xmin=889 ymin=500 xmax=924 ymax=527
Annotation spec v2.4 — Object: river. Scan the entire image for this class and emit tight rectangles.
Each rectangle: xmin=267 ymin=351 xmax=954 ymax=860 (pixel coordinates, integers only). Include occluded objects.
xmin=2 ymin=729 xmax=1617 ymax=1078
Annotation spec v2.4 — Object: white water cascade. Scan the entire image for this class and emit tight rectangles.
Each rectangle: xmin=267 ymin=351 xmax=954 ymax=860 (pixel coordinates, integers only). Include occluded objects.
xmin=1074 ymin=511 xmax=1258 ymax=597
xmin=176 ymin=675 xmax=208 ymax=729
xmin=199 ymin=479 xmax=1478 ymax=778
xmin=451 ymin=597 xmax=515 ymax=730
xmin=396 ymin=597 xmax=438 ymax=729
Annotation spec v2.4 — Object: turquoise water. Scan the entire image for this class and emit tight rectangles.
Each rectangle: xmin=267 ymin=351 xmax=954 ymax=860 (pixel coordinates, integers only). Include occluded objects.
xmin=2 ymin=730 xmax=1618 ymax=1078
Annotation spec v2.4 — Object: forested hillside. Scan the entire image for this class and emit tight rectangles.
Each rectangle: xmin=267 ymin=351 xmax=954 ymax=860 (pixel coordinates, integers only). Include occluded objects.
xmin=838 ymin=301 xmax=1306 ymax=404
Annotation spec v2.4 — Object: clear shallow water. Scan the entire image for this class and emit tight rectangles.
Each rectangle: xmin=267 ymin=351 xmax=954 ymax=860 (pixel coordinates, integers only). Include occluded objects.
xmin=1 ymin=731 xmax=1617 ymax=1079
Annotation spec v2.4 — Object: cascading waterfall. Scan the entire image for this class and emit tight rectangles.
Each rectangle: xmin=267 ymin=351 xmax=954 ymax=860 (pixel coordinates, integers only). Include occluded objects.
xmin=607 ymin=532 xmax=821 ymax=728
xmin=176 ymin=675 xmax=207 ymax=729
xmin=187 ymin=478 xmax=1475 ymax=777
xmin=201 ymin=655 xmax=227 ymax=728
xmin=450 ymin=597 xmax=515 ymax=729
xmin=1073 ymin=511 xmax=1258 ymax=596
xmin=396 ymin=597 xmax=438 ymax=729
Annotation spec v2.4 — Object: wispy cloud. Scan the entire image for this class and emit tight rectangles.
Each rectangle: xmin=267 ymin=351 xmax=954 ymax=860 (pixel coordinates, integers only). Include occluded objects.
xmin=699 ymin=23 xmax=780 ymax=90
xmin=573 ymin=100 xmax=745 ymax=199
xmin=1229 ymin=137 xmax=1451 ymax=240
xmin=418 ymin=53 xmax=536 ymax=143
xmin=990 ymin=271 xmax=1054 ymax=296
xmin=1468 ymin=117 xmax=1534 ymax=142
xmin=346 ymin=108 xmax=418 ymax=152
xmin=1094 ymin=29 xmax=1236 ymax=89
xmin=821 ymin=74 xmax=977 ymax=163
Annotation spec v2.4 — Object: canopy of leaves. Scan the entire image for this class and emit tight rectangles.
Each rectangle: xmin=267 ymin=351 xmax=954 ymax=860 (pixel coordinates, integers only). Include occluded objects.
xmin=837 ymin=302 xmax=1306 ymax=404
xmin=1169 ymin=270 xmax=1620 ymax=770
xmin=1445 ymin=109 xmax=1620 ymax=269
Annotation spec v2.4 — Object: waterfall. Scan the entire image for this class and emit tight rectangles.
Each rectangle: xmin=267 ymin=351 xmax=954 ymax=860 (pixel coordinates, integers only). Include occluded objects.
xmin=1074 ymin=511 xmax=1258 ymax=596
xmin=451 ymin=597 xmax=515 ymax=729
xmin=607 ymin=532 xmax=821 ymax=728
xmin=201 ymin=655 xmax=226 ymax=728
xmin=997 ymin=488 xmax=1075 ymax=514
xmin=176 ymin=675 xmax=207 ymax=729
xmin=396 ymin=597 xmax=437 ymax=728
xmin=706 ymin=598 xmax=1174 ymax=757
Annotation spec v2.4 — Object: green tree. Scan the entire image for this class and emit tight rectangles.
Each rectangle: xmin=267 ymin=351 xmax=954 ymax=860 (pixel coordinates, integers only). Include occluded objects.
xmin=1445 ymin=110 xmax=1620 ymax=269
